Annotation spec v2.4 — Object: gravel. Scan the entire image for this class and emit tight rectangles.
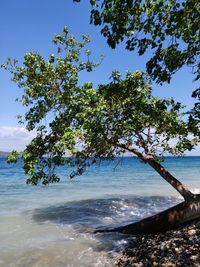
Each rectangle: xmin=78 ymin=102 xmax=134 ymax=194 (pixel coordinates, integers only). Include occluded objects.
xmin=115 ymin=220 xmax=200 ymax=267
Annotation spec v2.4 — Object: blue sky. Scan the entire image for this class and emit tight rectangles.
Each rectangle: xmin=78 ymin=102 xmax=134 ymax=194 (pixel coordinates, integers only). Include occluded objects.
xmin=0 ymin=0 xmax=199 ymax=154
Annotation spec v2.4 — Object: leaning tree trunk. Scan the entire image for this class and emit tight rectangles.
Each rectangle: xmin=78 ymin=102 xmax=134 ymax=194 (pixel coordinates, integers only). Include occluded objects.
xmin=146 ymin=157 xmax=194 ymax=201
xmin=94 ymin=197 xmax=200 ymax=234
xmin=94 ymin=155 xmax=200 ymax=235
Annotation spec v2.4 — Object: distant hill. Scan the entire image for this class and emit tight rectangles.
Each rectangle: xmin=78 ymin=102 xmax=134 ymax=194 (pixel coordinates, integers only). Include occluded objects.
xmin=0 ymin=151 xmax=9 ymax=157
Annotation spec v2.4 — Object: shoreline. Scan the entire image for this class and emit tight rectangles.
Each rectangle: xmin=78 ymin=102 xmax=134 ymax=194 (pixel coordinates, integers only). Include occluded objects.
xmin=114 ymin=220 xmax=200 ymax=267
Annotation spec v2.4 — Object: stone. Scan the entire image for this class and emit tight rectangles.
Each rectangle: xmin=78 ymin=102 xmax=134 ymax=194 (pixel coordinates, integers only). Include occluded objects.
xmin=190 ymin=255 xmax=199 ymax=261
xmin=164 ymin=260 xmax=176 ymax=267
xmin=188 ymin=229 xmax=196 ymax=236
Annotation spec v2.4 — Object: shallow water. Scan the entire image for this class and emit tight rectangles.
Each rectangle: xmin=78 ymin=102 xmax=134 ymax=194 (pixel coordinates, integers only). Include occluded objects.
xmin=0 ymin=157 xmax=199 ymax=266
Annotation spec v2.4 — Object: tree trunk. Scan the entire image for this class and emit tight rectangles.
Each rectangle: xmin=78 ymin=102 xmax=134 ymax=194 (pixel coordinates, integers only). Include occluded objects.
xmin=94 ymin=197 xmax=200 ymax=235
xmin=146 ymin=157 xmax=194 ymax=201
xmin=115 ymin=143 xmax=194 ymax=201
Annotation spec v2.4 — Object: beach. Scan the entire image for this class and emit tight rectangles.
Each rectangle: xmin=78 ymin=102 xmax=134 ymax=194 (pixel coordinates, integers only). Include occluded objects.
xmin=115 ymin=220 xmax=200 ymax=267
xmin=0 ymin=156 xmax=199 ymax=267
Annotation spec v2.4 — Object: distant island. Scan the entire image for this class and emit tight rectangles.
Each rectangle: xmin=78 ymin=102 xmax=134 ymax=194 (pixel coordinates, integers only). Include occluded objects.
xmin=0 ymin=151 xmax=9 ymax=157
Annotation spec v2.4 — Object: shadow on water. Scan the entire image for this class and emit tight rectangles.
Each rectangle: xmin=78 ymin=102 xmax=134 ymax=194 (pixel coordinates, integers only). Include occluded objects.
xmin=32 ymin=195 xmax=180 ymax=232
xmin=30 ymin=196 xmax=181 ymax=257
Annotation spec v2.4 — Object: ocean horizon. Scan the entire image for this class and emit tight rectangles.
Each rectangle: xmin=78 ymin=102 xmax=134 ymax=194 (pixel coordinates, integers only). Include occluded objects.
xmin=0 ymin=156 xmax=199 ymax=266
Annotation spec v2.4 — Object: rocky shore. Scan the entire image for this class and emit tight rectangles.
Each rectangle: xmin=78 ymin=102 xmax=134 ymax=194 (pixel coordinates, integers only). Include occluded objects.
xmin=115 ymin=220 xmax=200 ymax=267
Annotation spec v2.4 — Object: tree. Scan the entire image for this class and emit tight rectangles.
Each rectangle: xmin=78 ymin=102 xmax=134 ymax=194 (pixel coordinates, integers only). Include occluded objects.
xmin=3 ymin=28 xmax=200 ymax=234
xmin=74 ymin=0 xmax=200 ymax=134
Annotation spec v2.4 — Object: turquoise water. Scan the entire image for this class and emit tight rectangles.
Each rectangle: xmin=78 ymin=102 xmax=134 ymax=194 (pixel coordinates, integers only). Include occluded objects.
xmin=0 ymin=157 xmax=199 ymax=266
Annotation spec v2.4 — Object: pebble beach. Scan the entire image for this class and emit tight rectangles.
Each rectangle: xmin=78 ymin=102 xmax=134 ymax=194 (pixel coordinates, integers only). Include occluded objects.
xmin=115 ymin=220 xmax=200 ymax=267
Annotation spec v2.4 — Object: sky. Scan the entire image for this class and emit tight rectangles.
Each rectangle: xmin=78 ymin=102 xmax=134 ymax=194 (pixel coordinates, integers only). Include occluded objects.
xmin=0 ymin=0 xmax=199 ymax=154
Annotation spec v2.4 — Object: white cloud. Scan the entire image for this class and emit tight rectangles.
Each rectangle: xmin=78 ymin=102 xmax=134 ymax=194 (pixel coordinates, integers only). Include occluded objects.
xmin=0 ymin=126 xmax=36 ymax=152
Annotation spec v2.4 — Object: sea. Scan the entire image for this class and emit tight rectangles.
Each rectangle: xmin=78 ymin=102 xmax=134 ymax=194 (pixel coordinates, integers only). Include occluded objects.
xmin=0 ymin=156 xmax=199 ymax=267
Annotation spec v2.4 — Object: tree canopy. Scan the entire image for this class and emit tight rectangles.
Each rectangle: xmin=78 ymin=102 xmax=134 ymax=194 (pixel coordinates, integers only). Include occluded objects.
xmin=4 ymin=28 xmax=198 ymax=186
xmin=74 ymin=0 xmax=200 ymax=131
xmin=74 ymin=0 xmax=199 ymax=83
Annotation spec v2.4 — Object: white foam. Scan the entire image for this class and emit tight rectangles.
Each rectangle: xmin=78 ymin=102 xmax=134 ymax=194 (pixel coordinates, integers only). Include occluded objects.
xmin=191 ymin=188 xmax=200 ymax=194
xmin=102 ymin=217 xmax=113 ymax=222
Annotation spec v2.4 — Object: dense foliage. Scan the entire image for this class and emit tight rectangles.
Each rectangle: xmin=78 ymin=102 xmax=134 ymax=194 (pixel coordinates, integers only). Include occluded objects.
xmin=74 ymin=0 xmax=199 ymax=82
xmin=3 ymin=28 xmax=198 ymax=185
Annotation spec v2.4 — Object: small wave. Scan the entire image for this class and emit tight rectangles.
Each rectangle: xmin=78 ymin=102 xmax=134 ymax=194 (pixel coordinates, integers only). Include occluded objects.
xmin=32 ymin=195 xmax=180 ymax=231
